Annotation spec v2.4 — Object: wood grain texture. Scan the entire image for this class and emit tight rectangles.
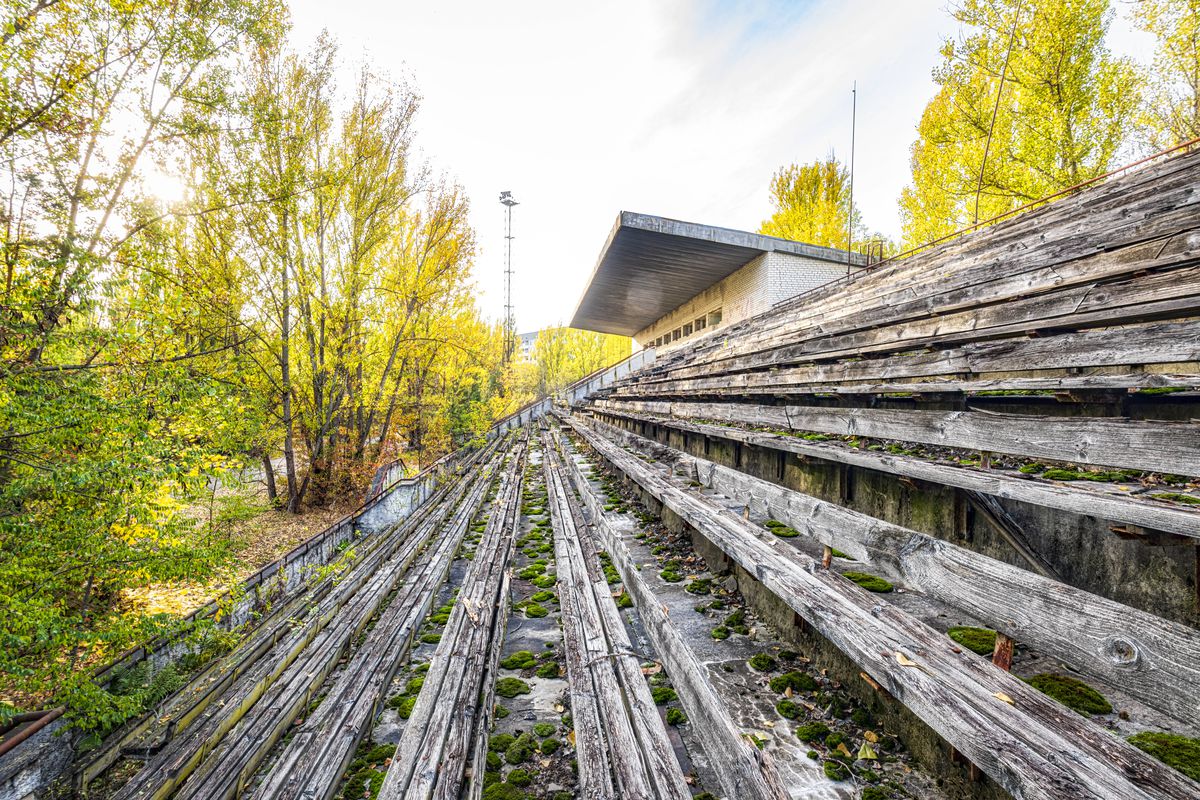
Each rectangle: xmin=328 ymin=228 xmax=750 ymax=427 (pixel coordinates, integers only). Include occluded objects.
xmin=568 ymin=414 xmax=1200 ymax=800
xmin=548 ymin=423 xmax=791 ymax=800
xmin=595 ymin=399 xmax=1200 ymax=476
xmin=589 ymin=408 xmax=1200 ymax=539
xmin=583 ymin=415 xmax=1200 ymax=726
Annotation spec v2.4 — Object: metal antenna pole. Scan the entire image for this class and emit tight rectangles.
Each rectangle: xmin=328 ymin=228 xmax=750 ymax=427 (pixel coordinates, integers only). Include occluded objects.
xmin=499 ymin=191 xmax=518 ymax=364
xmin=846 ymin=80 xmax=857 ymax=277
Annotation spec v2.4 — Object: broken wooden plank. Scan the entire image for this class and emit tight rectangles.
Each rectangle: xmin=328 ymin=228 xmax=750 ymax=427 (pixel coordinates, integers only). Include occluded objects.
xmin=568 ymin=414 xmax=1200 ymax=800
xmin=582 ymin=414 xmax=1200 ymax=727
xmin=589 ymin=407 xmax=1200 ymax=539
xmin=549 ymin=424 xmax=791 ymax=800
xmin=541 ymin=430 xmax=693 ymax=800
xmin=594 ymin=399 xmax=1200 ymax=476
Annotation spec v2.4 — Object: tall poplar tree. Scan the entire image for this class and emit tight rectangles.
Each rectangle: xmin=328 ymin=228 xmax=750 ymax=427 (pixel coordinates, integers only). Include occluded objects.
xmin=899 ymin=0 xmax=1140 ymax=246
xmin=1133 ymin=0 xmax=1200 ymax=149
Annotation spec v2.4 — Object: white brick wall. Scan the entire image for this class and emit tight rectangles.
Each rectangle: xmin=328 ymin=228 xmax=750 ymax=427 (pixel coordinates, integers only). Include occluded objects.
xmin=767 ymin=251 xmax=853 ymax=306
xmin=634 ymin=250 xmax=854 ymax=351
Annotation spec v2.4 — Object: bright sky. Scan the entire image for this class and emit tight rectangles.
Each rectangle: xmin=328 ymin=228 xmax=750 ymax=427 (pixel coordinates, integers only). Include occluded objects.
xmin=287 ymin=0 xmax=1155 ymax=333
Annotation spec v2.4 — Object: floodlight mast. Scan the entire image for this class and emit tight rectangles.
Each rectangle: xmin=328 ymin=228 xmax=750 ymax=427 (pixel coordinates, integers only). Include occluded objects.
xmin=500 ymin=191 xmax=518 ymax=365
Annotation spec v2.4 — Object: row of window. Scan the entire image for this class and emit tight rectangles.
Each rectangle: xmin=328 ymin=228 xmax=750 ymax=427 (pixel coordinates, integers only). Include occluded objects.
xmin=651 ymin=308 xmax=722 ymax=348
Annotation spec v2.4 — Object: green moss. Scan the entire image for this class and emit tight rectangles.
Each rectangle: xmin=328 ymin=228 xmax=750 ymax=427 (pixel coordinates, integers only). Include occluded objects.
xmin=361 ymin=743 xmax=396 ymax=763
xmin=842 ymin=571 xmax=893 ymax=593
xmin=947 ymin=626 xmax=997 ymax=655
xmin=530 ymin=590 xmax=556 ymax=602
xmin=711 ymin=626 xmax=730 ymax=640
xmin=343 ymin=768 xmax=384 ymax=798
xmin=500 ymin=651 xmax=538 ymax=670
xmin=616 ymin=592 xmax=633 ymax=609
xmin=531 ymin=575 xmax=556 ymax=589
xmin=666 ymin=707 xmax=688 ymax=725
xmin=523 ymin=603 xmax=548 ymax=618
xmin=724 ymin=608 xmax=745 ymax=626
xmin=824 ymin=760 xmax=850 ymax=780
xmin=1026 ymin=673 xmax=1112 ymax=716
xmin=505 ymin=733 xmax=536 ymax=764
xmin=495 ymin=678 xmax=531 ymax=699
xmin=489 ymin=733 xmax=516 ymax=752
xmin=482 ymin=783 xmax=527 ymax=800
xmin=765 ymin=519 xmax=800 ymax=537
xmin=651 ymin=686 xmax=677 ymax=705
xmin=1126 ymin=732 xmax=1200 ymax=782
xmin=1150 ymin=492 xmax=1200 ymax=505
xmin=517 ymin=564 xmax=546 ymax=579
xmin=535 ymin=661 xmax=560 ymax=678
xmin=748 ymin=653 xmax=777 ymax=672
xmin=539 ymin=737 xmax=560 ymax=754
xmin=531 ymin=721 xmax=555 ymax=737
xmin=506 ymin=768 xmax=533 ymax=787
xmin=770 ymin=671 xmax=818 ymax=693
xmin=1040 ymin=467 xmax=1141 ymax=483
xmin=494 ymin=704 xmax=509 ymax=719
xmin=684 ymin=578 xmax=711 ymax=595
xmin=487 ymin=750 xmax=502 ymax=770
xmin=388 ymin=695 xmax=416 ymax=718
xmin=824 ymin=731 xmax=846 ymax=748
xmin=850 ymin=707 xmax=873 ymax=727
xmin=659 ymin=568 xmax=683 ymax=583
xmin=776 ymin=699 xmax=801 ymax=719
xmin=420 ymin=633 xmax=442 ymax=644
xmin=795 ymin=721 xmax=830 ymax=742
xmin=862 ymin=787 xmax=891 ymax=800
xmin=1018 ymin=463 xmax=1046 ymax=474
xmin=829 ymin=548 xmax=852 ymax=559
xmin=429 ymin=612 xmax=450 ymax=624
xmin=806 ymin=750 xmax=819 ymax=760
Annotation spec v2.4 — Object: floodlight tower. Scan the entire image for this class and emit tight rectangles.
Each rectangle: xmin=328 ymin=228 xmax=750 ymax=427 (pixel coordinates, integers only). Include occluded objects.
xmin=499 ymin=191 xmax=519 ymax=364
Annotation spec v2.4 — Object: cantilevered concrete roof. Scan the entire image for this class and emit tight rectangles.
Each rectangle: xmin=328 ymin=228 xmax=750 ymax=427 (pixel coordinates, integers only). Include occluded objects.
xmin=570 ymin=211 xmax=859 ymax=336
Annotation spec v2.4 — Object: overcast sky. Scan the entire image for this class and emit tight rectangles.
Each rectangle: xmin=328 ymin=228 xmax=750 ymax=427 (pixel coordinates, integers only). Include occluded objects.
xmin=287 ymin=0 xmax=1155 ymax=333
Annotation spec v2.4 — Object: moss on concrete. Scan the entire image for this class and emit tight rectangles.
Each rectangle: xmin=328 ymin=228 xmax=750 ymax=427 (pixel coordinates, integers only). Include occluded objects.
xmin=1026 ymin=673 xmax=1111 ymax=716
xmin=843 ymin=571 xmax=893 ymax=593
xmin=947 ymin=626 xmax=997 ymax=656
xmin=1126 ymin=732 xmax=1200 ymax=782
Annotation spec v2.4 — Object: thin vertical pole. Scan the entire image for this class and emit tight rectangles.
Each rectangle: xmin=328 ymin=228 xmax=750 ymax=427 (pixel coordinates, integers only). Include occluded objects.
xmin=846 ymin=80 xmax=857 ymax=277
xmin=975 ymin=0 xmax=1023 ymax=225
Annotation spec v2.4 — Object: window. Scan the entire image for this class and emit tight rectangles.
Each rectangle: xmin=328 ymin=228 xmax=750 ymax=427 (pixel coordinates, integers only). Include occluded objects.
xmin=694 ymin=316 xmax=706 ymax=331
xmin=707 ymin=308 xmax=723 ymax=327
xmin=672 ymin=328 xmax=682 ymax=341
xmin=683 ymin=322 xmax=693 ymax=336
xmin=655 ymin=336 xmax=663 ymax=347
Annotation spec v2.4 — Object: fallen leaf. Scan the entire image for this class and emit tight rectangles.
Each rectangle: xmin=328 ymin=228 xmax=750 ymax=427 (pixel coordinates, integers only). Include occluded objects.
xmin=836 ymin=742 xmax=853 ymax=758
xmin=993 ymin=692 xmax=1015 ymax=705
xmin=863 ymin=730 xmax=879 ymax=743
xmin=896 ymin=653 xmax=919 ymax=667
xmin=857 ymin=743 xmax=878 ymax=760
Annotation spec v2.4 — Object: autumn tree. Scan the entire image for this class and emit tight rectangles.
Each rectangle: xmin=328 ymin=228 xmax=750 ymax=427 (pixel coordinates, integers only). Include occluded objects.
xmin=899 ymin=0 xmax=1140 ymax=246
xmin=527 ymin=327 xmax=631 ymax=397
xmin=759 ymin=154 xmax=861 ymax=248
xmin=1132 ymin=0 xmax=1200 ymax=149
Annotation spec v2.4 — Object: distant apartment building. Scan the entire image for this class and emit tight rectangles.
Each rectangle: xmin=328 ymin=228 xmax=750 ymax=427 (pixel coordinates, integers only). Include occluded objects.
xmin=517 ymin=330 xmax=539 ymax=360
xmin=571 ymin=212 xmax=864 ymax=351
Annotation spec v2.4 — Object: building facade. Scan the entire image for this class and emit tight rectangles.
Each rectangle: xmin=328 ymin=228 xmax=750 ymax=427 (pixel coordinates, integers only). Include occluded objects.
xmin=571 ymin=212 xmax=863 ymax=353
